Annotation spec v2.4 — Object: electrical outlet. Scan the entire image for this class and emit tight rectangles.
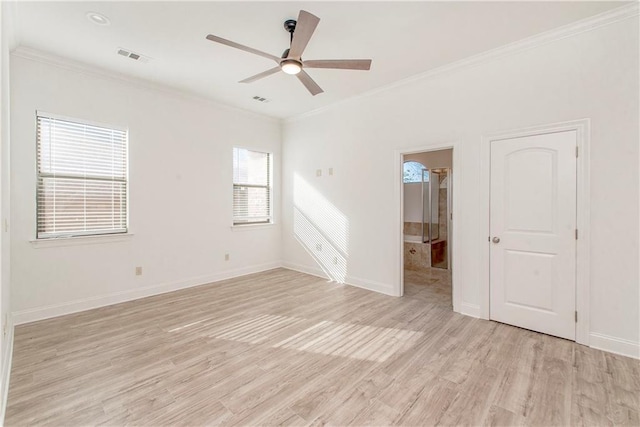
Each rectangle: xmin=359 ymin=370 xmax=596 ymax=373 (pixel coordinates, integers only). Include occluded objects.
xmin=316 ymin=169 xmax=322 ymax=177
xmin=225 ymin=253 xmax=230 ymax=261
xmin=316 ymin=243 xmax=322 ymax=251
xmin=135 ymin=266 xmax=142 ymax=276
xmin=329 ymin=168 xmax=334 ymax=176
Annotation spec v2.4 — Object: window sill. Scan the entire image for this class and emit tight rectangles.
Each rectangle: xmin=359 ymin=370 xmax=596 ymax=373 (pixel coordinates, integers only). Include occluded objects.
xmin=30 ymin=233 xmax=134 ymax=248
xmin=231 ymin=223 xmax=277 ymax=232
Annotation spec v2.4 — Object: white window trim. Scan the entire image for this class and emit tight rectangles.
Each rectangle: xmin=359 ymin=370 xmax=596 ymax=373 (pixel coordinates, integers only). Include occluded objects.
xmin=30 ymin=233 xmax=134 ymax=248
xmin=35 ymin=111 xmax=130 ymax=241
xmin=230 ymin=223 xmax=277 ymax=231
xmin=36 ymin=111 xmax=128 ymax=132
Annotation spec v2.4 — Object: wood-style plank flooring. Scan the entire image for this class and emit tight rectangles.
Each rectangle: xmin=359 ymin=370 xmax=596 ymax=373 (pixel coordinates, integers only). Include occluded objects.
xmin=5 ymin=268 xmax=640 ymax=426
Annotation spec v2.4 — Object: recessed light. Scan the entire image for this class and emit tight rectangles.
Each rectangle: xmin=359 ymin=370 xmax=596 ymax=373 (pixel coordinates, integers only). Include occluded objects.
xmin=86 ymin=12 xmax=110 ymax=26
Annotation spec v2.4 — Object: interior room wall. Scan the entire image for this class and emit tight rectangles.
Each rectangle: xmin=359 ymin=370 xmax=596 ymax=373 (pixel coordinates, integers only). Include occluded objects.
xmin=10 ymin=53 xmax=282 ymax=323
xmin=281 ymin=18 xmax=639 ymax=357
xmin=0 ymin=0 xmax=15 ymax=415
xmin=403 ymin=184 xmax=421 ymax=224
xmin=404 ymin=149 xmax=452 ymax=170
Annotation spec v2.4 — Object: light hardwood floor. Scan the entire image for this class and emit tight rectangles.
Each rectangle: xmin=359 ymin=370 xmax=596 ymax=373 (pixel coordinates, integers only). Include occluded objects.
xmin=5 ymin=268 xmax=639 ymax=426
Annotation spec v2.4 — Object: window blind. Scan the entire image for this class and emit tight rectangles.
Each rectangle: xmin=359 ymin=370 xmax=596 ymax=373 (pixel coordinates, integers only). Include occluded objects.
xmin=233 ymin=148 xmax=272 ymax=225
xmin=36 ymin=114 xmax=128 ymax=238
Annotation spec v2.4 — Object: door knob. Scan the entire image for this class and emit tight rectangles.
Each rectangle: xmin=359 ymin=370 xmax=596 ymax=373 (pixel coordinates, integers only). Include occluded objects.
xmin=492 ymin=237 xmax=501 ymax=244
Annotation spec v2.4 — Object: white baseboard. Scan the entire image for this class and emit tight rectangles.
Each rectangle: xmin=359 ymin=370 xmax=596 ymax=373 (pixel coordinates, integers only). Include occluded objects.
xmin=282 ymin=262 xmax=397 ymax=296
xmin=460 ymin=302 xmax=481 ymax=318
xmin=12 ymin=262 xmax=282 ymax=325
xmin=1 ymin=316 xmax=14 ymax=426
xmin=282 ymin=261 xmax=328 ymax=281
xmin=14 ymin=261 xmax=638 ymax=362
xmin=590 ymin=332 xmax=640 ymax=359
xmin=13 ymin=260 xmax=396 ymax=326
xmin=346 ymin=274 xmax=397 ymax=296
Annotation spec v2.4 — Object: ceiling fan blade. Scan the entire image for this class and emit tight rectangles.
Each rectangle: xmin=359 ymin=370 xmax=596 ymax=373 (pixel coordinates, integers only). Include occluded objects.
xmin=304 ymin=59 xmax=372 ymax=70
xmin=296 ymin=70 xmax=323 ymax=96
xmin=206 ymin=34 xmax=280 ymax=63
xmin=239 ymin=67 xmax=281 ymax=83
xmin=288 ymin=10 xmax=320 ymax=59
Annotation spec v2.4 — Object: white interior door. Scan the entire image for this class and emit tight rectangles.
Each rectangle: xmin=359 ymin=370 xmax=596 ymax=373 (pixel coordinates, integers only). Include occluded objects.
xmin=490 ymin=131 xmax=577 ymax=340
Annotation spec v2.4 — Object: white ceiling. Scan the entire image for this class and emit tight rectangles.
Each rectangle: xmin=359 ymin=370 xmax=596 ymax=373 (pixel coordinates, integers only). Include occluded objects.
xmin=13 ymin=1 xmax=625 ymax=119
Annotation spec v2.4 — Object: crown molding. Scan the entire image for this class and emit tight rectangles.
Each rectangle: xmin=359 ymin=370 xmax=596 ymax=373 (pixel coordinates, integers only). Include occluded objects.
xmin=285 ymin=2 xmax=639 ymax=123
xmin=11 ymin=46 xmax=281 ymax=124
xmin=10 ymin=2 xmax=638 ymax=125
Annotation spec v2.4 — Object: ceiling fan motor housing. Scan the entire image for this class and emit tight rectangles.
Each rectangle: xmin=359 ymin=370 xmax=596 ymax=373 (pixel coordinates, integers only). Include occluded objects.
xmin=284 ymin=19 xmax=297 ymax=33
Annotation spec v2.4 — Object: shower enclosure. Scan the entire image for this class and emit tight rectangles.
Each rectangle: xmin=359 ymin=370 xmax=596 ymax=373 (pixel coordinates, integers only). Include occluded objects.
xmin=419 ymin=168 xmax=450 ymax=269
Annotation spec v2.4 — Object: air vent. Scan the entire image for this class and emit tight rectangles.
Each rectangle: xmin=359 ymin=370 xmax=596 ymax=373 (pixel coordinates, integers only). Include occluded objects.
xmin=116 ymin=48 xmax=150 ymax=63
xmin=252 ymin=96 xmax=270 ymax=103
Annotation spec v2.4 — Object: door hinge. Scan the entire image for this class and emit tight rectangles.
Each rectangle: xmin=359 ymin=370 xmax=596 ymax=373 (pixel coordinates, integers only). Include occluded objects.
xmin=575 ymin=229 xmax=578 ymax=240
xmin=575 ymin=311 xmax=578 ymax=322
xmin=576 ymin=146 xmax=579 ymax=158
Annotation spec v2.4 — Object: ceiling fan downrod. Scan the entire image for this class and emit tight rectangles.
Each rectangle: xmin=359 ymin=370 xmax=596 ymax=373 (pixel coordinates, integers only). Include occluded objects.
xmin=284 ymin=19 xmax=297 ymax=45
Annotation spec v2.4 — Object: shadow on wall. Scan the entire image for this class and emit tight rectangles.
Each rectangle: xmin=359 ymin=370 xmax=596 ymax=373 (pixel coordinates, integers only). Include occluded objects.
xmin=293 ymin=174 xmax=349 ymax=283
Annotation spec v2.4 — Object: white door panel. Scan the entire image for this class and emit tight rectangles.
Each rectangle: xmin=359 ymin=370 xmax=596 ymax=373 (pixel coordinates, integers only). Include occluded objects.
xmin=490 ymin=131 xmax=577 ymax=340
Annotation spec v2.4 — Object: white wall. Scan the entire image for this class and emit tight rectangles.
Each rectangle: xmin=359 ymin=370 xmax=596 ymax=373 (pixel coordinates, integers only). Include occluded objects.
xmin=282 ymin=18 xmax=639 ymax=356
xmin=0 ymin=0 xmax=15 ymax=417
xmin=403 ymin=183 xmax=422 ymax=224
xmin=10 ymin=53 xmax=282 ymax=323
xmin=404 ymin=149 xmax=452 ymax=170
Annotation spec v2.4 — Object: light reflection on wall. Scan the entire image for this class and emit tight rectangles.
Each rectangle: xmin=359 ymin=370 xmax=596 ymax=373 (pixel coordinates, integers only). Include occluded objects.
xmin=293 ymin=174 xmax=349 ymax=283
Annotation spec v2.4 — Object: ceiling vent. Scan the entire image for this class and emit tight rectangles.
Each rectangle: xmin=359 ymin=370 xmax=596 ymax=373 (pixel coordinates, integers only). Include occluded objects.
xmin=252 ymin=96 xmax=270 ymax=103
xmin=117 ymin=48 xmax=150 ymax=63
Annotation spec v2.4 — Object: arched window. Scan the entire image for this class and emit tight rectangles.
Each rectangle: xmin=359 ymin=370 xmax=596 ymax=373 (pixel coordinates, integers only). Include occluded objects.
xmin=403 ymin=161 xmax=428 ymax=183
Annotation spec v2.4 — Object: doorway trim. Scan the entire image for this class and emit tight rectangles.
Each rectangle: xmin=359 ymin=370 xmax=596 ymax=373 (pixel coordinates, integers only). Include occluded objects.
xmin=394 ymin=141 xmax=462 ymax=314
xmin=480 ymin=119 xmax=591 ymax=345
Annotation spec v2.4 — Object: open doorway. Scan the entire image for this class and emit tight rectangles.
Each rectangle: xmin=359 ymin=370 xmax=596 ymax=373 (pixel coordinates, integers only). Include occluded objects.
xmin=402 ymin=148 xmax=453 ymax=309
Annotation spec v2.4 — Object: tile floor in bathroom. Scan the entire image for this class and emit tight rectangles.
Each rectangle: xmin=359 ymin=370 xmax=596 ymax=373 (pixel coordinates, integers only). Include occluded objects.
xmin=404 ymin=267 xmax=452 ymax=308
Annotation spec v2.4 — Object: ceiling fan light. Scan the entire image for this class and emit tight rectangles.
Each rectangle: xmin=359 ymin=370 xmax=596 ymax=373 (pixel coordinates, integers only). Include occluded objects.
xmin=281 ymin=60 xmax=302 ymax=75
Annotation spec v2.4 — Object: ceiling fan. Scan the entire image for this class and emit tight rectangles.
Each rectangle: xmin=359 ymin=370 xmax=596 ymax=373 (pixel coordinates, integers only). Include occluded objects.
xmin=206 ymin=10 xmax=372 ymax=96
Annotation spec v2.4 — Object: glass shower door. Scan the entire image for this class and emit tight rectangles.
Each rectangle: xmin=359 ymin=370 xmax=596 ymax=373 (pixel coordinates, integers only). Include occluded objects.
xmin=430 ymin=171 xmax=440 ymax=242
xmin=421 ymin=169 xmax=428 ymax=244
xmin=421 ymin=169 xmax=440 ymax=244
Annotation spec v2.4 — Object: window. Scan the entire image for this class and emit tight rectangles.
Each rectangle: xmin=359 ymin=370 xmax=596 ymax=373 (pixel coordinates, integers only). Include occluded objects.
xmin=36 ymin=113 xmax=128 ymax=239
xmin=233 ymin=147 xmax=272 ymax=225
xmin=403 ymin=161 xmax=429 ymax=183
